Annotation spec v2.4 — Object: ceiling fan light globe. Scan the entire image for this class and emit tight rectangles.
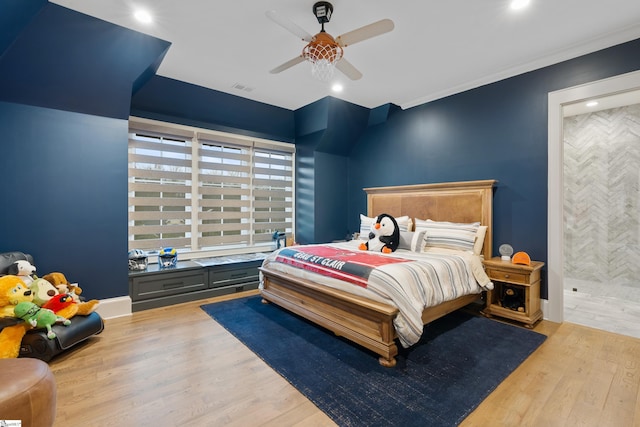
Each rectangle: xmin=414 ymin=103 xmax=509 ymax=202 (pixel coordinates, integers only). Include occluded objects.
xmin=303 ymin=34 xmax=343 ymax=62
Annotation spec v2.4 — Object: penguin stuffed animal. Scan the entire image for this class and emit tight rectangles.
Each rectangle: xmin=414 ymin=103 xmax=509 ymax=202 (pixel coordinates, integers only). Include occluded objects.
xmin=359 ymin=213 xmax=400 ymax=253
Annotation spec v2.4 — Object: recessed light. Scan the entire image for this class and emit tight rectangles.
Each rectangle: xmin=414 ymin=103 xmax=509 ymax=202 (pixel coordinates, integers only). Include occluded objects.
xmin=586 ymin=101 xmax=599 ymax=108
xmin=510 ymin=0 xmax=530 ymax=10
xmin=134 ymin=9 xmax=153 ymax=24
xmin=332 ymin=84 xmax=343 ymax=93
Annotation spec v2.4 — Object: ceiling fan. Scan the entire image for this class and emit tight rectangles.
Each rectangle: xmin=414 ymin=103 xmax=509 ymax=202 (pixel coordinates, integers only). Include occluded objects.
xmin=266 ymin=1 xmax=394 ymax=81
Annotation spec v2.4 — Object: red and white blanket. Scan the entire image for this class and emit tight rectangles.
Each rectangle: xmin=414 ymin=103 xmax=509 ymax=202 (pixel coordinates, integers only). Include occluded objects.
xmin=262 ymin=241 xmax=492 ymax=347
xmin=274 ymin=245 xmax=412 ymax=288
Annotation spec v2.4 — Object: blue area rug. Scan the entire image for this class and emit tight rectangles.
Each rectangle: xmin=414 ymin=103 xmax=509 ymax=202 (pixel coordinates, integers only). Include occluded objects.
xmin=201 ymin=296 xmax=546 ymax=427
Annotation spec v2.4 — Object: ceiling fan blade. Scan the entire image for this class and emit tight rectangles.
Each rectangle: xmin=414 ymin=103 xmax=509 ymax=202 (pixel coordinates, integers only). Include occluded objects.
xmin=266 ymin=10 xmax=314 ymax=42
xmin=336 ymin=58 xmax=363 ymax=80
xmin=270 ymin=55 xmax=306 ymax=74
xmin=335 ymin=19 xmax=394 ymax=47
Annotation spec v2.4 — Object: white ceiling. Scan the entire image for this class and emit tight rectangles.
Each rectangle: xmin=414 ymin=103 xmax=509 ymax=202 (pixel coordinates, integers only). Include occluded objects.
xmin=50 ymin=0 xmax=640 ymax=111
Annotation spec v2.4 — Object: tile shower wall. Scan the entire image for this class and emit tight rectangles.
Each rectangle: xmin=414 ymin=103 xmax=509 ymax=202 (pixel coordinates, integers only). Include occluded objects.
xmin=563 ymin=104 xmax=640 ymax=284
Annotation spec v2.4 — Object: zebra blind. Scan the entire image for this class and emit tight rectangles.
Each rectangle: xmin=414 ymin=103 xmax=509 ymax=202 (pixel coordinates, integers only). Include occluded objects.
xmin=128 ymin=118 xmax=294 ymax=253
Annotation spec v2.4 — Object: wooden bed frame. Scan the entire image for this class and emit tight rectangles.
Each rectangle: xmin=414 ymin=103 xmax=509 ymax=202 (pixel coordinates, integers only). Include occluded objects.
xmin=260 ymin=180 xmax=496 ymax=367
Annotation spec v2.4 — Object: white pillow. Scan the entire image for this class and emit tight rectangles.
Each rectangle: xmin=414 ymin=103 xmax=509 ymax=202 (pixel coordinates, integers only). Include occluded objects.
xmin=415 ymin=219 xmax=480 ymax=252
xmin=359 ymin=214 xmax=375 ymax=239
xmin=359 ymin=214 xmax=411 ymax=239
xmin=398 ymin=230 xmax=427 ymax=252
xmin=473 ymin=225 xmax=488 ymax=256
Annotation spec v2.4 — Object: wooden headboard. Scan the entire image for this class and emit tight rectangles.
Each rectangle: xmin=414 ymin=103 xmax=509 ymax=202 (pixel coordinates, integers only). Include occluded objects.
xmin=364 ymin=180 xmax=497 ymax=259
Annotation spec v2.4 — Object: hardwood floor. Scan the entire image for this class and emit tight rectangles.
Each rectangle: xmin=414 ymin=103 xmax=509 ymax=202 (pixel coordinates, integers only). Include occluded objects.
xmin=50 ymin=290 xmax=640 ymax=427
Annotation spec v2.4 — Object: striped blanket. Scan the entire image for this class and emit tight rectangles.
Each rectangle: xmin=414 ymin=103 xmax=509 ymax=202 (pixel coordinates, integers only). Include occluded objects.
xmin=262 ymin=242 xmax=492 ymax=347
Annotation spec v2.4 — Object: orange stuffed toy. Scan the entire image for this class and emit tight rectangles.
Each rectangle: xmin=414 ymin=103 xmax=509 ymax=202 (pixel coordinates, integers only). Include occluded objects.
xmin=0 ymin=275 xmax=34 ymax=318
xmin=0 ymin=275 xmax=34 ymax=358
xmin=0 ymin=322 xmax=30 ymax=359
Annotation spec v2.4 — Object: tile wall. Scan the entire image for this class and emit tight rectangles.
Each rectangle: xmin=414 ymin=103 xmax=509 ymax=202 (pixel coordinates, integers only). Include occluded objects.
xmin=563 ymin=104 xmax=640 ymax=285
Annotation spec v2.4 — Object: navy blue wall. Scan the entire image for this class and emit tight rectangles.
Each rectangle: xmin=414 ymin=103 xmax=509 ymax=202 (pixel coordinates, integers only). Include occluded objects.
xmin=315 ymin=152 xmax=350 ymax=242
xmin=294 ymin=142 xmax=350 ymax=244
xmin=0 ymin=102 xmax=129 ymax=300
xmin=0 ymin=2 xmax=169 ymax=300
xmin=293 ymin=98 xmax=368 ymax=243
xmin=131 ymin=76 xmax=295 ymax=142
xmin=347 ymin=39 xmax=640 ymax=297
xmin=0 ymin=0 xmax=46 ymax=55
xmin=0 ymin=3 xmax=170 ymax=119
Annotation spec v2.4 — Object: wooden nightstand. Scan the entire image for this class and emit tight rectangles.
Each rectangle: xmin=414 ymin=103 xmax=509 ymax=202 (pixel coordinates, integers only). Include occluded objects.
xmin=481 ymin=257 xmax=544 ymax=328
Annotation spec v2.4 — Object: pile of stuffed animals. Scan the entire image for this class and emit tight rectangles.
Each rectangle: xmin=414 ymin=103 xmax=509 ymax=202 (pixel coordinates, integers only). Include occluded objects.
xmin=0 ymin=259 xmax=99 ymax=359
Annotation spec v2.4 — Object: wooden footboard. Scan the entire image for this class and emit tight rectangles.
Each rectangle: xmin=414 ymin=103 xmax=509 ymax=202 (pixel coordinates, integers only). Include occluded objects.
xmin=260 ymin=266 xmax=400 ymax=367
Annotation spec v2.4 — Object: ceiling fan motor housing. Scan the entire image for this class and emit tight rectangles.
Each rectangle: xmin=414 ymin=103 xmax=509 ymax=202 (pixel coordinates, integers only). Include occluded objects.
xmin=313 ymin=2 xmax=333 ymax=24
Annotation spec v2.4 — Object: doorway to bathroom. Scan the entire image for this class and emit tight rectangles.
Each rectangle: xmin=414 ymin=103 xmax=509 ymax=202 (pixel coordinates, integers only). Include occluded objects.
xmin=548 ymin=70 xmax=640 ymax=338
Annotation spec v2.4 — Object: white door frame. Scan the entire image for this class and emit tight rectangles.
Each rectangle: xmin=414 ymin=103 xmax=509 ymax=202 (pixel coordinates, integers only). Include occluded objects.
xmin=546 ymin=70 xmax=640 ymax=322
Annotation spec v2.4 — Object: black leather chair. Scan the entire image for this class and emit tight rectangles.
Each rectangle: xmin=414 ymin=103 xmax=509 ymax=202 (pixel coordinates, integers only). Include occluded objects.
xmin=0 ymin=251 xmax=104 ymax=361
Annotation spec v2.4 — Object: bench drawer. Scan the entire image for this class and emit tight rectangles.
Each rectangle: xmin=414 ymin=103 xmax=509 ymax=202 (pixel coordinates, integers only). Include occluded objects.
xmin=209 ymin=263 xmax=260 ymax=289
xmin=130 ymin=270 xmax=207 ymax=301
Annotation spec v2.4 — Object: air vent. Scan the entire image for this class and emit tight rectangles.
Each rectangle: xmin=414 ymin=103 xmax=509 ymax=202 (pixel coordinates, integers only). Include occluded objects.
xmin=231 ymin=83 xmax=254 ymax=92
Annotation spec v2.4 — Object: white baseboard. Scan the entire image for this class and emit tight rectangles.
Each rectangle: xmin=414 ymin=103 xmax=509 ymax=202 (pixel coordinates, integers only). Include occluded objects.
xmin=541 ymin=298 xmax=562 ymax=323
xmin=94 ymin=296 xmax=132 ymax=319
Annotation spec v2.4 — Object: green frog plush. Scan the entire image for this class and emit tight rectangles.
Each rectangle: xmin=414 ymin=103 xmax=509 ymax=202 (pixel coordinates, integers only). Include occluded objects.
xmin=13 ymin=301 xmax=71 ymax=339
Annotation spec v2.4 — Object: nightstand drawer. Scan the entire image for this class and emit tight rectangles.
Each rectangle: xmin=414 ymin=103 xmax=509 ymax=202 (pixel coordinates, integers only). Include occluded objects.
xmin=486 ymin=269 xmax=527 ymax=284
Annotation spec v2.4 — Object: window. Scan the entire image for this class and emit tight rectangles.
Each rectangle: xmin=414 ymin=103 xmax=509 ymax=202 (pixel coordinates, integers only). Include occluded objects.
xmin=128 ymin=118 xmax=294 ymax=255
